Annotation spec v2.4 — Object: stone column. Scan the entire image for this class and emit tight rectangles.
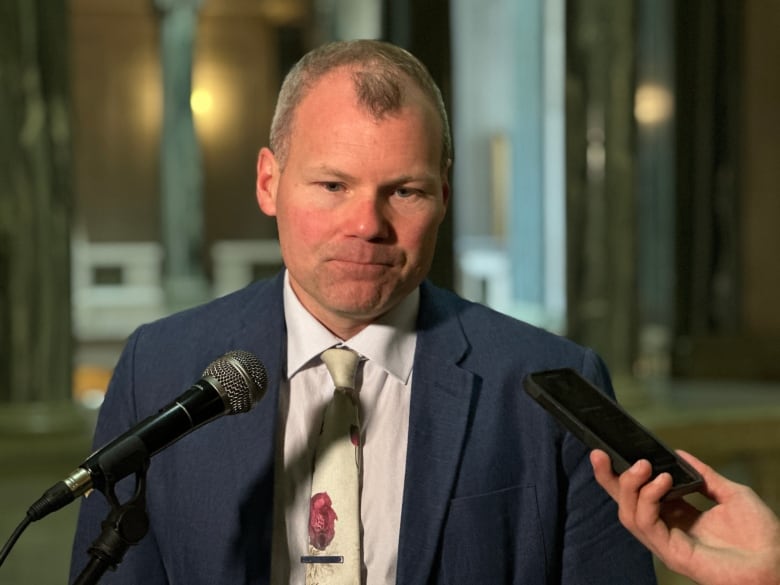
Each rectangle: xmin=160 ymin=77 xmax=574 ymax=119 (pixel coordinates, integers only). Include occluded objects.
xmin=565 ymin=0 xmax=638 ymax=380
xmin=0 ymin=0 xmax=85 ymax=433
xmin=155 ymin=0 xmax=208 ymax=310
xmin=634 ymin=0 xmax=676 ymax=382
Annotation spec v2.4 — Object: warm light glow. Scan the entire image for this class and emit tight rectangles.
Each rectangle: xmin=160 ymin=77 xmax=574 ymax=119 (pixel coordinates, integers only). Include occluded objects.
xmin=634 ymin=84 xmax=674 ymax=125
xmin=190 ymin=88 xmax=214 ymax=116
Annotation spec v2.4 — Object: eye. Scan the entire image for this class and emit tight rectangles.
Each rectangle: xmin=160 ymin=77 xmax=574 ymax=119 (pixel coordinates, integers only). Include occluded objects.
xmin=393 ymin=187 xmax=420 ymax=199
xmin=320 ymin=182 xmax=344 ymax=193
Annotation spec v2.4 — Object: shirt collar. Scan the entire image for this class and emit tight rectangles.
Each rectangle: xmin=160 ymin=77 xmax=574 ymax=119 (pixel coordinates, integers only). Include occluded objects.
xmin=283 ymin=270 xmax=418 ymax=384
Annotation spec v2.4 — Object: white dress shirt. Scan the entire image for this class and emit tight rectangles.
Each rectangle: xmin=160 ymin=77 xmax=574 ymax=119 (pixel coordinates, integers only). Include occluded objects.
xmin=270 ymin=272 xmax=417 ymax=584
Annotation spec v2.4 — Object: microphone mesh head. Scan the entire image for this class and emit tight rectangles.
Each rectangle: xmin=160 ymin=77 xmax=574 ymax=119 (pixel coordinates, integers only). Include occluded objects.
xmin=202 ymin=350 xmax=268 ymax=414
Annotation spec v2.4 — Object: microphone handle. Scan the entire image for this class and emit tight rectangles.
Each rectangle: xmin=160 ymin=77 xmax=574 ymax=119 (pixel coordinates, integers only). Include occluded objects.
xmin=83 ymin=377 xmax=228 ymax=492
xmin=25 ymin=377 xmax=230 ymax=522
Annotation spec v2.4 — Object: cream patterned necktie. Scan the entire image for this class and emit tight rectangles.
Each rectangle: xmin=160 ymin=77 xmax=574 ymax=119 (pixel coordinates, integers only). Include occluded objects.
xmin=303 ymin=347 xmax=362 ymax=585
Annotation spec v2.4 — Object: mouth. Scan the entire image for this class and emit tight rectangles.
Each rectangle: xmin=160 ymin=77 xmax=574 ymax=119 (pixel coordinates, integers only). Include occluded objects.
xmin=329 ymin=258 xmax=392 ymax=268
xmin=327 ymin=258 xmax=395 ymax=276
xmin=327 ymin=249 xmax=396 ymax=266
xmin=323 ymin=243 xmax=400 ymax=274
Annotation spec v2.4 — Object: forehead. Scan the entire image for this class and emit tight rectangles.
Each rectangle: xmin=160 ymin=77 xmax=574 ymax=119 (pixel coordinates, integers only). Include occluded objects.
xmin=299 ymin=68 xmax=363 ymax=113
xmin=299 ymin=67 xmax=439 ymax=127
xmin=286 ymin=68 xmax=443 ymax=165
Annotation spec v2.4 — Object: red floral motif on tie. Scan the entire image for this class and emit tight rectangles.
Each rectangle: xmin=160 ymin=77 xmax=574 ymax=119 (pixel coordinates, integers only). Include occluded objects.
xmin=309 ymin=492 xmax=338 ymax=550
xmin=350 ymin=424 xmax=360 ymax=447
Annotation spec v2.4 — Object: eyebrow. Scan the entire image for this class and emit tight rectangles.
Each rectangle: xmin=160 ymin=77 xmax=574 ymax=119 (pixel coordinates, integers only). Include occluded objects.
xmin=309 ymin=165 xmax=354 ymax=182
xmin=309 ymin=165 xmax=439 ymax=187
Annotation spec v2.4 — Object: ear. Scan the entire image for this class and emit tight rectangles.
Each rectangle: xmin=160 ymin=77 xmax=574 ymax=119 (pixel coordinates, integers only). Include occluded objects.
xmin=256 ymin=147 xmax=279 ymax=217
xmin=440 ymin=162 xmax=452 ymax=211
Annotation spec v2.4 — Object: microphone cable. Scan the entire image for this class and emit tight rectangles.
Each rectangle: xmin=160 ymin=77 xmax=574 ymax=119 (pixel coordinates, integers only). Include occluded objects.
xmin=0 ymin=514 xmax=31 ymax=568
xmin=0 ymin=349 xmax=266 ymax=570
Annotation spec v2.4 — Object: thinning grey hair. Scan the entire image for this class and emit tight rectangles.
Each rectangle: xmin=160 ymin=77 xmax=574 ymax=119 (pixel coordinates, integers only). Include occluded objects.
xmin=269 ymin=39 xmax=452 ymax=171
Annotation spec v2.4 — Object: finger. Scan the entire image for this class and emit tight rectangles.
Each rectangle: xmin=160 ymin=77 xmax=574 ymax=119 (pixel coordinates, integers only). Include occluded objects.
xmin=675 ymin=450 xmax=709 ymax=476
xmin=615 ymin=459 xmax=653 ymax=529
xmin=639 ymin=470 xmax=673 ymax=505
xmin=590 ymin=450 xmax=620 ymax=499
xmin=624 ymin=471 xmax=693 ymax=561
xmin=618 ymin=458 xmax=654 ymax=494
xmin=633 ymin=472 xmax=673 ymax=530
xmin=676 ymin=450 xmax=740 ymax=503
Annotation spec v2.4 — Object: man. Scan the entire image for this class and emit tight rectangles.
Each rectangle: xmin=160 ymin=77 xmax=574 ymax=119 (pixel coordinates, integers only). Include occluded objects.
xmin=591 ymin=449 xmax=780 ymax=585
xmin=70 ymin=39 xmax=655 ymax=584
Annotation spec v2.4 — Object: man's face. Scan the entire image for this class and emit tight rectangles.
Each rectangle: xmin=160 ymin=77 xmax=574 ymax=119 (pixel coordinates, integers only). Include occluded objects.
xmin=256 ymin=68 xmax=449 ymax=339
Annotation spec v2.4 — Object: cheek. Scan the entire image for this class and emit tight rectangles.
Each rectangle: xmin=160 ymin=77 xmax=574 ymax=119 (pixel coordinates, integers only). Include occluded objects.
xmin=403 ymin=212 xmax=444 ymax=255
xmin=277 ymin=203 xmax=323 ymax=252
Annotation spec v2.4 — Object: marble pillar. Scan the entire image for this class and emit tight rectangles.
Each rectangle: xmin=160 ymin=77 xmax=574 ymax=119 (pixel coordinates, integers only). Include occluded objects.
xmin=0 ymin=0 xmax=85 ymax=433
xmin=155 ymin=0 xmax=209 ymax=310
xmin=565 ymin=0 xmax=638 ymax=378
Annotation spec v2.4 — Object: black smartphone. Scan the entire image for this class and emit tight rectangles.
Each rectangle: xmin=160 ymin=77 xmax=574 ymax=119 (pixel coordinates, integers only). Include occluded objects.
xmin=523 ymin=368 xmax=703 ymax=499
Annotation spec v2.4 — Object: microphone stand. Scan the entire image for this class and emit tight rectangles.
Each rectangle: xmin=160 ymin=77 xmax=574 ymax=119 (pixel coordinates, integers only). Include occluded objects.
xmin=73 ymin=461 xmax=150 ymax=585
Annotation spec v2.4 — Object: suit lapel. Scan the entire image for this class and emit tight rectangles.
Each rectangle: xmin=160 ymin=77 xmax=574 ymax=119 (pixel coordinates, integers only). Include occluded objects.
xmin=220 ymin=274 xmax=287 ymax=584
xmin=396 ymin=283 xmax=476 ymax=585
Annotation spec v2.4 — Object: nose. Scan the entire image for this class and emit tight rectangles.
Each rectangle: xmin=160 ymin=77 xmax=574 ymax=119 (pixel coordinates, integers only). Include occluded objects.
xmin=343 ymin=193 xmax=390 ymax=241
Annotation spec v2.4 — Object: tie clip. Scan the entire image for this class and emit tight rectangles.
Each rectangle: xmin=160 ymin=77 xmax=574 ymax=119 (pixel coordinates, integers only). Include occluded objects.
xmin=301 ymin=555 xmax=344 ymax=564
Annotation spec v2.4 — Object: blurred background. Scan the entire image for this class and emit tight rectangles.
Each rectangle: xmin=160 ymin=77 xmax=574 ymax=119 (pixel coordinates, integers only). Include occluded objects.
xmin=1 ymin=0 xmax=778 ymax=583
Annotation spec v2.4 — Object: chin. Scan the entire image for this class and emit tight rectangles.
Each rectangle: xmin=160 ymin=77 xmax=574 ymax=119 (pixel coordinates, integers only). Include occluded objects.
xmin=330 ymin=300 xmax=387 ymax=321
xmin=326 ymin=289 xmax=395 ymax=320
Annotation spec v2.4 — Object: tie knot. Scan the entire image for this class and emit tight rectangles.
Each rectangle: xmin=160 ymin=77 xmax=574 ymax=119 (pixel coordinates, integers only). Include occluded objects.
xmin=320 ymin=347 xmax=360 ymax=390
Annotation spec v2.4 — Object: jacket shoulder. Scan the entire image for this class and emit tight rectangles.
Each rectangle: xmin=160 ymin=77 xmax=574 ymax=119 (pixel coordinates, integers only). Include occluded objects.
xmin=419 ymin=281 xmax=603 ymax=375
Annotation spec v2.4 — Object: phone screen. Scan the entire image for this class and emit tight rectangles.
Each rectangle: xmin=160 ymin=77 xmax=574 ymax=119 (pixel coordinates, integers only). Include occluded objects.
xmin=524 ymin=368 xmax=703 ymax=497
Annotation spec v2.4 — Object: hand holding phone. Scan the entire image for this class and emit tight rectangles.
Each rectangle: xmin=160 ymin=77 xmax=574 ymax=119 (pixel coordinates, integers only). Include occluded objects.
xmin=523 ymin=368 xmax=703 ymax=499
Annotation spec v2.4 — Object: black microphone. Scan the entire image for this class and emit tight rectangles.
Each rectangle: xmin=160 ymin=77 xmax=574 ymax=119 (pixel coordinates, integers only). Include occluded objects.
xmin=26 ymin=350 xmax=268 ymax=522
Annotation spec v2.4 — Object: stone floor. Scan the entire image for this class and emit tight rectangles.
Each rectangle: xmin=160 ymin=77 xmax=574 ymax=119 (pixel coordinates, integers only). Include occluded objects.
xmin=0 ymin=423 xmax=92 ymax=584
xmin=0 ymin=377 xmax=778 ymax=584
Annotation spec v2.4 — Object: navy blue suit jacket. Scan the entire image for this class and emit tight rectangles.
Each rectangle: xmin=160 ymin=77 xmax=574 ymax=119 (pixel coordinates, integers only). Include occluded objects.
xmin=70 ymin=273 xmax=656 ymax=584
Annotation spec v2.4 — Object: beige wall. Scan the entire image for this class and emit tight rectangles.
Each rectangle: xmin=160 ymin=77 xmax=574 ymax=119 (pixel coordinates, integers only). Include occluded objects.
xmin=71 ymin=1 xmax=162 ymax=242
xmin=70 ymin=0 xmax=281 ymax=251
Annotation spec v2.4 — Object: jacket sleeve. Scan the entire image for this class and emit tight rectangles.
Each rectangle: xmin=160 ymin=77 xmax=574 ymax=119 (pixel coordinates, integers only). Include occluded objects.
xmin=559 ymin=350 xmax=657 ymax=584
xmin=69 ymin=326 xmax=169 ymax=585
